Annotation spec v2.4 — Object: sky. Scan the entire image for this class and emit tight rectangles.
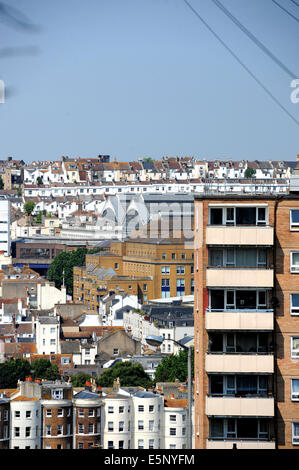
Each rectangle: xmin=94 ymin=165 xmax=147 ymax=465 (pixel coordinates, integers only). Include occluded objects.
xmin=0 ymin=0 xmax=298 ymax=163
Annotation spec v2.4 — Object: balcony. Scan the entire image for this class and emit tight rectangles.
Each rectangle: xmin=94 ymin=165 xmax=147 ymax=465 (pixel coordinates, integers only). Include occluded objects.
xmin=206 ymin=395 xmax=274 ymax=417
xmin=205 ymin=353 xmax=274 ymax=374
xmin=206 ymin=225 xmax=274 ymax=246
xmin=205 ymin=310 xmax=274 ymax=331
xmin=206 ymin=268 xmax=274 ymax=288
xmin=206 ymin=440 xmax=276 ymax=449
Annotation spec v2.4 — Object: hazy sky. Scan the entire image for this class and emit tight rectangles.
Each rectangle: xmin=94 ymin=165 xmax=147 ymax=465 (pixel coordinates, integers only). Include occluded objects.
xmin=0 ymin=0 xmax=298 ymax=163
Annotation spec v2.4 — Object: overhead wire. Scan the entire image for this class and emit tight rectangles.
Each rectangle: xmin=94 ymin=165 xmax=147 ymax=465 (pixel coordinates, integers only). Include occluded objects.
xmin=271 ymin=0 xmax=299 ymax=23
xmin=211 ymin=0 xmax=297 ymax=79
xmin=182 ymin=0 xmax=299 ymax=127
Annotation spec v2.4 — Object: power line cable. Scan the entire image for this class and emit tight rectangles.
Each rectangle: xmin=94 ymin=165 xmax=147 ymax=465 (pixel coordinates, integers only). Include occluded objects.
xmin=211 ymin=0 xmax=297 ymax=79
xmin=289 ymin=0 xmax=299 ymax=8
xmin=271 ymin=0 xmax=299 ymax=23
xmin=182 ymin=0 xmax=299 ymax=127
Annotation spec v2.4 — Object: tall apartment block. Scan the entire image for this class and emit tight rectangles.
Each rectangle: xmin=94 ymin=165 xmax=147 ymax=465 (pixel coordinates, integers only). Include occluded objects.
xmin=194 ymin=191 xmax=299 ymax=449
xmin=0 ymin=199 xmax=10 ymax=256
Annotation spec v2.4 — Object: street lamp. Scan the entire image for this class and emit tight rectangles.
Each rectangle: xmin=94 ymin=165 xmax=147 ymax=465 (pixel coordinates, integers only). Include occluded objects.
xmin=145 ymin=335 xmax=193 ymax=449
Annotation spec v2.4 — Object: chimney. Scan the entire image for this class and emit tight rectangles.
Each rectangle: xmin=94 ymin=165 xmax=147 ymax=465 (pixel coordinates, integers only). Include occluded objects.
xmin=113 ymin=377 xmax=120 ymax=393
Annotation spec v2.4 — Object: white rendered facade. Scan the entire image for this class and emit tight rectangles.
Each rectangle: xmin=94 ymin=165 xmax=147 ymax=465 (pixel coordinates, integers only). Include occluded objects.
xmin=0 ymin=199 xmax=10 ymax=256
xmin=10 ymin=398 xmax=41 ymax=449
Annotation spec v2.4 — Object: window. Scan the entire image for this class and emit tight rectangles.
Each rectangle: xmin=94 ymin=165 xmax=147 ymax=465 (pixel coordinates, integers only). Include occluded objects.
xmin=172 ymin=253 xmax=176 ymax=260
xmin=25 ymin=427 xmax=31 ymax=437
xmin=138 ymin=405 xmax=144 ymax=412
xmin=113 ymin=348 xmax=119 ymax=356
xmin=292 ymin=423 xmax=299 ymax=445
xmin=88 ymin=423 xmax=94 ymax=434
xmin=46 ymin=426 xmax=52 ymax=436
xmin=291 ymin=337 xmax=299 ymax=358
xmin=149 ymin=439 xmax=154 ymax=449
xmin=108 ymin=441 xmax=114 ymax=449
xmin=78 ymin=423 xmax=84 ymax=434
xmin=14 ymin=427 xmax=20 ymax=437
xmin=88 ymin=409 xmax=95 ymax=417
xmin=170 ymin=428 xmax=176 ymax=436
xmin=149 ymin=420 xmax=154 ymax=431
xmin=291 ymin=379 xmax=299 ymax=400
xmin=291 ymin=252 xmax=299 ymax=273
xmin=119 ymin=441 xmax=124 ymax=449
xmin=291 ymin=294 xmax=299 ymax=315
xmin=108 ymin=422 xmax=114 ymax=432
xmin=57 ymin=409 xmax=63 ymax=417
xmin=149 ymin=405 xmax=154 ymax=412
xmin=161 ymin=279 xmax=170 ymax=298
xmin=138 ymin=420 xmax=144 ymax=430
xmin=119 ymin=421 xmax=124 ymax=432
xmin=52 ymin=388 xmax=63 ymax=399
xmin=14 ymin=411 xmax=20 ymax=418
xmin=138 ymin=440 xmax=144 ymax=449
xmin=57 ymin=425 xmax=63 ymax=435
xmin=176 ymin=279 xmax=185 ymax=296
xmin=290 ymin=210 xmax=299 ymax=230
xmin=176 ymin=266 xmax=185 ymax=274
xmin=26 ymin=410 xmax=31 ymax=418
xmin=119 ymin=406 xmax=124 ymax=414
xmin=161 ymin=266 xmax=170 ymax=275
xmin=108 ymin=406 xmax=114 ymax=414
xmin=169 ymin=415 xmax=177 ymax=423
xmin=209 ymin=206 xmax=267 ymax=226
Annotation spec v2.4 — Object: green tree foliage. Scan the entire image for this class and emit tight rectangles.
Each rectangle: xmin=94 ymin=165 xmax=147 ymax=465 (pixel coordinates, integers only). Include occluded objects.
xmin=153 ymin=348 xmax=194 ymax=383
xmin=36 ymin=176 xmax=43 ymax=186
xmin=31 ymin=358 xmax=59 ymax=381
xmin=0 ymin=176 xmax=4 ymax=190
xmin=47 ymin=246 xmax=103 ymax=296
xmin=24 ymin=200 xmax=36 ymax=216
xmin=35 ymin=211 xmax=43 ymax=224
xmin=97 ymin=361 xmax=152 ymax=389
xmin=70 ymin=372 xmax=92 ymax=387
xmin=244 ymin=167 xmax=256 ymax=178
xmin=0 ymin=359 xmax=31 ymax=388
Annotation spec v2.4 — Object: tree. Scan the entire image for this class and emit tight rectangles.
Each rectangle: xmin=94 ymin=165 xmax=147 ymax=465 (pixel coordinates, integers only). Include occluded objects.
xmin=70 ymin=372 xmax=92 ymax=387
xmin=153 ymin=348 xmax=194 ymax=383
xmin=36 ymin=176 xmax=43 ymax=186
xmin=96 ymin=361 xmax=152 ymax=389
xmin=244 ymin=167 xmax=256 ymax=178
xmin=47 ymin=246 xmax=103 ymax=296
xmin=0 ymin=359 xmax=31 ymax=388
xmin=31 ymin=358 xmax=59 ymax=380
xmin=35 ymin=211 xmax=43 ymax=224
xmin=24 ymin=200 xmax=36 ymax=216
xmin=0 ymin=176 xmax=4 ymax=190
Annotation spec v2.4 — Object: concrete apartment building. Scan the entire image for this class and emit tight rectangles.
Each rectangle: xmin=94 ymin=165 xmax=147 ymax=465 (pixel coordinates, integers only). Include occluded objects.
xmin=193 ymin=185 xmax=299 ymax=449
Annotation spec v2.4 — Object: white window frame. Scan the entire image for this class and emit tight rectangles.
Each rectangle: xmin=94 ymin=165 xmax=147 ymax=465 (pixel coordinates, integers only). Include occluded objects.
xmin=290 ymin=252 xmax=299 ymax=273
xmin=292 ymin=422 xmax=299 ymax=445
xmin=291 ymin=336 xmax=299 ymax=358
xmin=290 ymin=294 xmax=299 ymax=315
xmin=291 ymin=379 xmax=299 ymax=401
xmin=290 ymin=209 xmax=299 ymax=231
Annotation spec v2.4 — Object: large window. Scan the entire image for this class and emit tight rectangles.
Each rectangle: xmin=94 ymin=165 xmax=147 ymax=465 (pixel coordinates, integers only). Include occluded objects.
xmin=210 ymin=418 xmax=269 ymax=440
xmin=290 ymin=294 xmax=299 ymax=315
xmin=161 ymin=279 xmax=170 ymax=298
xmin=291 ymin=337 xmax=299 ymax=358
xmin=291 ymin=252 xmax=299 ymax=273
xmin=292 ymin=423 xmax=299 ymax=445
xmin=291 ymin=379 xmax=299 ymax=400
xmin=209 ymin=206 xmax=267 ymax=226
xmin=176 ymin=279 xmax=185 ymax=296
xmin=290 ymin=209 xmax=299 ymax=230
xmin=209 ymin=289 xmax=268 ymax=311
xmin=210 ymin=375 xmax=268 ymax=396
xmin=209 ymin=248 xmax=267 ymax=268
